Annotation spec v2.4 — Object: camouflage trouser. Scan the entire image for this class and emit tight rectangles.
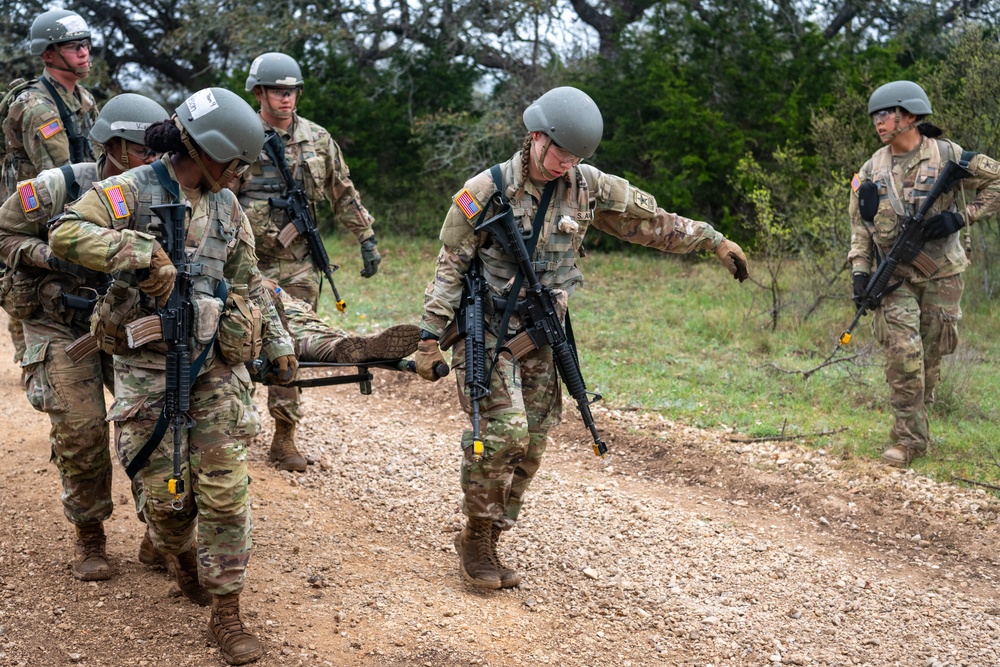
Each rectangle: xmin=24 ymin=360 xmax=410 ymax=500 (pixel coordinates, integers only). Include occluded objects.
xmin=109 ymin=360 xmax=259 ymax=596
xmin=452 ymin=335 xmax=562 ymax=528
xmin=259 ymin=259 xmax=319 ymax=426
xmin=872 ymin=273 xmax=964 ymax=453
xmin=8 ymin=315 xmax=25 ymax=363
xmin=21 ymin=319 xmax=115 ymax=527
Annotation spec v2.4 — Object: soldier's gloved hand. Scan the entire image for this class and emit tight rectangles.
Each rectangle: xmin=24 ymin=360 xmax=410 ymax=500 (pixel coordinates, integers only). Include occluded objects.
xmin=714 ymin=239 xmax=749 ymax=282
xmin=138 ymin=243 xmax=176 ymax=305
xmin=271 ymin=354 xmax=299 ymax=385
xmin=852 ymin=272 xmax=870 ymax=307
xmin=415 ymin=338 xmax=446 ymax=382
xmin=360 ymin=237 xmax=381 ymax=278
xmin=922 ymin=211 xmax=964 ymax=241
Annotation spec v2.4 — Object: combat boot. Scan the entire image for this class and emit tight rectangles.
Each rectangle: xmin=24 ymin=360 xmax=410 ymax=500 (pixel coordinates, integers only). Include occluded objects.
xmin=209 ymin=593 xmax=264 ymax=665
xmin=169 ymin=546 xmax=211 ymax=606
xmin=332 ymin=324 xmax=420 ymax=363
xmin=138 ymin=528 xmax=166 ymax=569
xmin=454 ymin=517 xmax=501 ymax=589
xmin=72 ymin=523 xmax=111 ymax=581
xmin=269 ymin=421 xmax=307 ymax=472
xmin=882 ymin=445 xmax=924 ymax=468
xmin=491 ymin=525 xmax=523 ymax=588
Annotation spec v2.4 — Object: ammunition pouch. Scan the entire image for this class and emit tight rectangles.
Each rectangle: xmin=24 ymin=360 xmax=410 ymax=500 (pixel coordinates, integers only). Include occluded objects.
xmin=0 ymin=265 xmax=41 ymax=320
xmin=217 ymin=286 xmax=263 ymax=364
xmin=92 ymin=280 xmax=144 ymax=355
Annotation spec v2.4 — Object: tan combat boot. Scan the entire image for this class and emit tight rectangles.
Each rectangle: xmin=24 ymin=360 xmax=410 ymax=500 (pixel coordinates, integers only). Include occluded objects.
xmin=454 ymin=517 xmax=501 ymax=589
xmin=491 ymin=525 xmax=523 ymax=588
xmin=72 ymin=523 xmax=111 ymax=581
xmin=269 ymin=421 xmax=307 ymax=472
xmin=168 ymin=546 xmax=211 ymax=606
xmin=138 ymin=527 xmax=166 ymax=569
xmin=882 ymin=445 xmax=924 ymax=468
xmin=332 ymin=324 xmax=420 ymax=363
xmin=209 ymin=593 xmax=264 ymax=665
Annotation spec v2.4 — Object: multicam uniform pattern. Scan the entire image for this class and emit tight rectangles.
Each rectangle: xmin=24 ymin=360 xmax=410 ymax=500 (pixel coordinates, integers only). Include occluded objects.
xmin=0 ymin=162 xmax=117 ymax=529
xmin=49 ymin=158 xmax=294 ymax=595
xmin=849 ymin=137 xmax=1000 ymax=455
xmin=236 ymin=113 xmax=375 ymax=426
xmin=422 ymin=152 xmax=729 ymax=528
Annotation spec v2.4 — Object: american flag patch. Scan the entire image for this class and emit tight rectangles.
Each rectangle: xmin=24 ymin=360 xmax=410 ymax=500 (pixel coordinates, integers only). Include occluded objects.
xmin=18 ymin=182 xmax=40 ymax=212
xmin=851 ymin=173 xmax=862 ymax=193
xmin=38 ymin=119 xmax=63 ymax=139
xmin=454 ymin=188 xmax=481 ymax=220
xmin=103 ymin=185 xmax=130 ymax=219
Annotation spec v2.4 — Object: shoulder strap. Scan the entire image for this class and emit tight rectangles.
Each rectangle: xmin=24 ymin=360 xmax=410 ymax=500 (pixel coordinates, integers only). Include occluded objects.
xmin=58 ymin=164 xmax=79 ymax=202
xmin=151 ymin=159 xmax=180 ymax=201
xmin=38 ymin=77 xmax=82 ymax=142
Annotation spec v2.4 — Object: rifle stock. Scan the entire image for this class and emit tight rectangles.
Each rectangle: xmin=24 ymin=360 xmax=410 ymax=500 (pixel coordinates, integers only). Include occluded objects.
xmin=262 ymin=131 xmax=346 ymax=312
xmin=840 ymin=158 xmax=973 ymax=346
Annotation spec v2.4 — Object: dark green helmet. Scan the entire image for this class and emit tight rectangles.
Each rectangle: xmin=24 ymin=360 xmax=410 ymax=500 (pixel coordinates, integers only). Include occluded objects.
xmin=868 ymin=80 xmax=932 ymax=116
xmin=30 ymin=9 xmax=91 ymax=56
xmin=523 ymin=86 xmax=603 ymax=159
xmin=174 ymin=88 xmax=264 ymax=163
xmin=245 ymin=52 xmax=304 ymax=92
xmin=90 ymin=93 xmax=169 ymax=145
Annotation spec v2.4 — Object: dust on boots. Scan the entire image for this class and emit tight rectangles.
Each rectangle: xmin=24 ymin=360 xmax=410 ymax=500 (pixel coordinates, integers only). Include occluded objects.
xmin=269 ymin=421 xmax=307 ymax=472
xmin=72 ymin=523 xmax=111 ymax=581
xmin=209 ymin=593 xmax=263 ymax=665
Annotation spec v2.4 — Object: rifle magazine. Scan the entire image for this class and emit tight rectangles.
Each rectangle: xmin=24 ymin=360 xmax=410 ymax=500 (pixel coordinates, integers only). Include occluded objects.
xmin=125 ymin=314 xmax=164 ymax=349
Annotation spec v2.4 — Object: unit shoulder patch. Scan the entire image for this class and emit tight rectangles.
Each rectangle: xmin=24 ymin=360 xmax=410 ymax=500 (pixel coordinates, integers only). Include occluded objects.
xmin=633 ymin=188 xmax=655 ymax=213
xmin=103 ymin=185 xmax=130 ymax=219
xmin=975 ymin=155 xmax=1000 ymax=176
xmin=454 ymin=188 xmax=482 ymax=220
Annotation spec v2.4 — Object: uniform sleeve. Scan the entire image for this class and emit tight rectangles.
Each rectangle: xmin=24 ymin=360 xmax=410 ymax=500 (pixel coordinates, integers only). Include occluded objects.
xmin=847 ymin=161 xmax=875 ymax=275
xmin=961 ymin=153 xmax=1000 ymax=224
xmin=421 ymin=225 xmax=481 ymax=337
xmin=48 ymin=184 xmax=158 ymax=273
xmin=582 ymin=166 xmax=723 ymax=254
xmin=0 ymin=192 xmax=52 ymax=267
xmin=16 ymin=94 xmax=71 ymax=172
xmin=321 ymin=134 xmax=375 ymax=242
xmin=224 ymin=205 xmax=295 ymax=359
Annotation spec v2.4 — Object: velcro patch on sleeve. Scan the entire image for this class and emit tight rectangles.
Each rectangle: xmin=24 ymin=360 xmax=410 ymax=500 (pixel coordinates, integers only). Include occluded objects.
xmin=18 ymin=181 xmax=40 ymax=212
xmin=103 ymin=185 xmax=130 ymax=219
xmin=454 ymin=188 xmax=482 ymax=220
xmin=851 ymin=173 xmax=862 ymax=192
xmin=38 ymin=118 xmax=63 ymax=139
xmin=632 ymin=188 xmax=655 ymax=213
xmin=976 ymin=155 xmax=1000 ymax=176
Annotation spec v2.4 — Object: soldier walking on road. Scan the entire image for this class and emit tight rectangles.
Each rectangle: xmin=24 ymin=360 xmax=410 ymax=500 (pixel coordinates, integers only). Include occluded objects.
xmin=414 ymin=87 xmax=748 ymax=589
xmin=236 ymin=52 xmax=382 ymax=472
xmin=0 ymin=93 xmax=167 ymax=582
xmin=849 ymin=80 xmax=1000 ymax=467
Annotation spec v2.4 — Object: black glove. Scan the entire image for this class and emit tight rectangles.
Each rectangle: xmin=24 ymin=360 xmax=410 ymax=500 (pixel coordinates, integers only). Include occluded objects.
xmin=360 ymin=237 xmax=381 ymax=278
xmin=922 ymin=211 xmax=964 ymax=241
xmin=852 ymin=272 xmax=869 ymax=307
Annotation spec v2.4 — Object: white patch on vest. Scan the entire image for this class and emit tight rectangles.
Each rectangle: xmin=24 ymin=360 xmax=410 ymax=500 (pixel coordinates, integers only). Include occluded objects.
xmin=185 ymin=89 xmax=219 ymax=121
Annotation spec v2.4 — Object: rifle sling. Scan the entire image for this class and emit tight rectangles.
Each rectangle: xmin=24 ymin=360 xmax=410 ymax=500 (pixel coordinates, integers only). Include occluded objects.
xmin=124 ymin=178 xmax=225 ymax=479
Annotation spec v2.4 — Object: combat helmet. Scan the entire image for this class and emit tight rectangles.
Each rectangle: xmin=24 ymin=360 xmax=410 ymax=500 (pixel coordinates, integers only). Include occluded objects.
xmin=90 ymin=93 xmax=169 ymax=145
xmin=174 ymin=87 xmax=264 ymax=163
xmin=30 ymin=9 xmax=91 ymax=56
xmin=868 ymin=80 xmax=932 ymax=116
xmin=523 ymin=86 xmax=603 ymax=159
xmin=245 ymin=53 xmax=304 ymax=91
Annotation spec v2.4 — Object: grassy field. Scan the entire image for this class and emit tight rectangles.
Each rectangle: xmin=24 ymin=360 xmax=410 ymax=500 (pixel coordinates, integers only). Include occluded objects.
xmin=318 ymin=230 xmax=1000 ymax=487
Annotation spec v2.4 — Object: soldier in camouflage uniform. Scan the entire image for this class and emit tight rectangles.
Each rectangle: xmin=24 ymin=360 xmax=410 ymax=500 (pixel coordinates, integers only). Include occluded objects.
xmin=849 ymin=81 xmax=1000 ymax=468
xmin=414 ymin=87 xmax=749 ymax=589
xmin=236 ymin=52 xmax=382 ymax=472
xmin=1 ymin=9 xmax=100 ymax=363
xmin=0 ymin=93 xmax=168 ymax=582
xmin=50 ymin=88 xmax=296 ymax=666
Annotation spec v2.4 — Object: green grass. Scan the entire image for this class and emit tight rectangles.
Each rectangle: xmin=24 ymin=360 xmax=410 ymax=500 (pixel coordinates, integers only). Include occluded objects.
xmin=318 ymin=230 xmax=1000 ymax=486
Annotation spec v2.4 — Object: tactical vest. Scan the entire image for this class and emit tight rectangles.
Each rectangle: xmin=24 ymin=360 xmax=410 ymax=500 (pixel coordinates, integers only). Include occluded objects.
xmin=479 ymin=159 xmax=591 ymax=299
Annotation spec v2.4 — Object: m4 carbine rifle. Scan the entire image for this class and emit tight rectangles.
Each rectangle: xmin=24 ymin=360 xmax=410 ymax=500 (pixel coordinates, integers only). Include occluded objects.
xmin=840 ymin=157 xmax=973 ymax=346
xmin=475 ymin=205 xmax=608 ymax=457
xmin=261 ymin=131 xmax=346 ymax=312
xmin=460 ymin=259 xmax=490 ymax=461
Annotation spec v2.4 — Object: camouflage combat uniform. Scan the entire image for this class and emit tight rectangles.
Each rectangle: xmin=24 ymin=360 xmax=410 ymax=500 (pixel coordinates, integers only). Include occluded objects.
xmin=0 ymin=162 xmax=117 ymax=529
xmin=422 ymin=153 xmax=730 ymax=528
xmin=50 ymin=158 xmax=294 ymax=595
xmin=2 ymin=72 xmax=98 ymax=362
xmin=849 ymin=136 xmax=1000 ymax=454
xmin=236 ymin=113 xmax=375 ymax=427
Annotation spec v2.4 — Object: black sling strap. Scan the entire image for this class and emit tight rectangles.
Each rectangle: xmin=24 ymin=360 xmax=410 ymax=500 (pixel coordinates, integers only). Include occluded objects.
xmin=38 ymin=77 xmax=92 ymax=163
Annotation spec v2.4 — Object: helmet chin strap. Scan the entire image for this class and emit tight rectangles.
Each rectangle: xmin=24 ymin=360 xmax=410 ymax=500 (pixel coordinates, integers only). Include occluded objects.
xmin=531 ymin=137 xmax=560 ymax=181
xmin=263 ymin=97 xmax=295 ymax=120
xmin=103 ymin=141 xmax=130 ymax=173
xmin=46 ymin=49 xmax=90 ymax=79
xmin=175 ymin=118 xmax=231 ymax=193
xmin=880 ymin=108 xmax=918 ymax=143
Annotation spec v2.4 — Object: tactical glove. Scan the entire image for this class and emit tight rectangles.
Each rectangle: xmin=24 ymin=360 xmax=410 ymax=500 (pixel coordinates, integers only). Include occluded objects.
xmin=922 ymin=211 xmax=964 ymax=241
xmin=852 ymin=272 xmax=870 ymax=307
xmin=714 ymin=239 xmax=749 ymax=282
xmin=271 ymin=354 xmax=299 ymax=385
xmin=138 ymin=243 xmax=177 ymax=305
xmin=415 ymin=338 xmax=446 ymax=382
xmin=360 ymin=237 xmax=381 ymax=278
